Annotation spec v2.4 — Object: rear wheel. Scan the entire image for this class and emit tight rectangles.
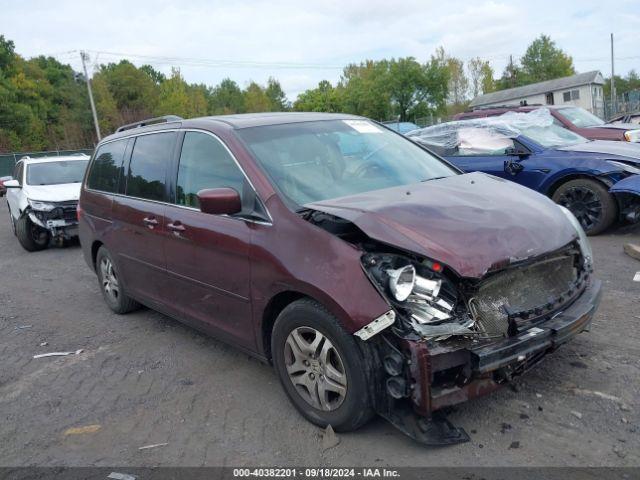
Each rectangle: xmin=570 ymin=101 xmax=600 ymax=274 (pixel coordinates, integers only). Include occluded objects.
xmin=96 ymin=247 xmax=140 ymax=314
xmin=271 ymin=299 xmax=374 ymax=432
xmin=15 ymin=215 xmax=49 ymax=251
xmin=552 ymin=178 xmax=617 ymax=235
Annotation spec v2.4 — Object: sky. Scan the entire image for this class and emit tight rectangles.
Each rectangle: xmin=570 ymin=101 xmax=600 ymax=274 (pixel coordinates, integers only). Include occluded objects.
xmin=1 ymin=0 xmax=638 ymax=101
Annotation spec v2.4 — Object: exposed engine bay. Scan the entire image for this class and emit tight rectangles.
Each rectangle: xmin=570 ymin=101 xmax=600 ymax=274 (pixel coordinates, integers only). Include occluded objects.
xmin=27 ymin=200 xmax=79 ymax=244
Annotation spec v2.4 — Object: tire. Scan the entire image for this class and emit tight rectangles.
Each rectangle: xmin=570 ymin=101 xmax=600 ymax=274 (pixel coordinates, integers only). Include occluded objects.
xmin=15 ymin=215 xmax=49 ymax=251
xmin=552 ymin=178 xmax=617 ymax=236
xmin=271 ymin=298 xmax=374 ymax=432
xmin=95 ymin=246 xmax=140 ymax=314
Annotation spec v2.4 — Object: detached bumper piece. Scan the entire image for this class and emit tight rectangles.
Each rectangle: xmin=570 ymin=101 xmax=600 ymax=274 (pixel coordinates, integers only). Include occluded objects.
xmin=375 ymin=279 xmax=602 ymax=446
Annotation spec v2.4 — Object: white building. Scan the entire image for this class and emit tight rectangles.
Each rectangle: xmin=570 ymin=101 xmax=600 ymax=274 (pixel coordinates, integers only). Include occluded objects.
xmin=470 ymin=71 xmax=606 ymax=118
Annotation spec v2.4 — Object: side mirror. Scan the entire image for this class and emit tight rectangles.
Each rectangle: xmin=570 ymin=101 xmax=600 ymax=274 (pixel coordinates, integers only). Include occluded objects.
xmin=197 ymin=188 xmax=242 ymax=215
xmin=505 ymin=146 xmax=530 ymax=158
xmin=504 ymin=159 xmax=524 ymax=176
xmin=3 ymin=179 xmax=20 ymax=189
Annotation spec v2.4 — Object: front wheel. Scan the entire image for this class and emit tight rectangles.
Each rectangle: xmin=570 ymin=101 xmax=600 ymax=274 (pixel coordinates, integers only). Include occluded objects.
xmin=271 ymin=299 xmax=374 ymax=432
xmin=15 ymin=215 xmax=49 ymax=251
xmin=552 ymin=178 xmax=618 ymax=235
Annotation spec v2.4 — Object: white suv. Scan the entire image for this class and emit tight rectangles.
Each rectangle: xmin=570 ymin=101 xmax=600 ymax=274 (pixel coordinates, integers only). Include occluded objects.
xmin=5 ymin=155 xmax=90 ymax=251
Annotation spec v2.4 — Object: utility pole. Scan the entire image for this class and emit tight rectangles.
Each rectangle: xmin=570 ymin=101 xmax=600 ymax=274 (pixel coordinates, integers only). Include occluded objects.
xmin=81 ymin=51 xmax=101 ymax=141
xmin=610 ymin=33 xmax=616 ymax=116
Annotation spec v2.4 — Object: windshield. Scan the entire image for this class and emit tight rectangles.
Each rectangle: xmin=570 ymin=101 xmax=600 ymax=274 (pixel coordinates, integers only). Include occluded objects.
xmin=237 ymin=119 xmax=457 ymax=206
xmin=517 ymin=123 xmax=588 ymax=148
xmin=558 ymin=107 xmax=605 ymax=128
xmin=26 ymin=160 xmax=89 ymax=186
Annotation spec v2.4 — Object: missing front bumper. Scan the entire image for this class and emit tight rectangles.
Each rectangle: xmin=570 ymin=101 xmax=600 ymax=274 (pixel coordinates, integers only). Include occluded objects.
xmin=374 ymin=279 xmax=602 ymax=445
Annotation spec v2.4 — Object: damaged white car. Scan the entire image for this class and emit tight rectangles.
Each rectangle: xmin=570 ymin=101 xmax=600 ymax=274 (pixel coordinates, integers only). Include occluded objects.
xmin=5 ymin=155 xmax=90 ymax=251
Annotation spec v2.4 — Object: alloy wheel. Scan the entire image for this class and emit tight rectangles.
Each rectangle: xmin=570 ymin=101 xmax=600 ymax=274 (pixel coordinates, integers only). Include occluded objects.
xmin=284 ymin=326 xmax=348 ymax=411
xmin=557 ymin=186 xmax=602 ymax=231
xmin=100 ymin=257 xmax=120 ymax=302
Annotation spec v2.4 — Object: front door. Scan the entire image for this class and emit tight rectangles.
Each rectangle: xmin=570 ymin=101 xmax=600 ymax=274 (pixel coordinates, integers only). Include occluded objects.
xmin=164 ymin=131 xmax=254 ymax=349
xmin=111 ymin=131 xmax=177 ymax=308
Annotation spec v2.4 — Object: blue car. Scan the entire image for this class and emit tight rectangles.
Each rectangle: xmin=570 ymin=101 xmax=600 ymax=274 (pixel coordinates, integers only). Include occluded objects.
xmin=409 ymin=112 xmax=640 ymax=235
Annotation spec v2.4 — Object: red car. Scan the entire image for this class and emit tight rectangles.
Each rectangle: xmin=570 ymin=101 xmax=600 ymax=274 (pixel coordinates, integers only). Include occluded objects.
xmin=454 ymin=105 xmax=640 ymax=143
xmin=79 ymin=113 xmax=601 ymax=445
xmin=0 ymin=175 xmax=11 ymax=197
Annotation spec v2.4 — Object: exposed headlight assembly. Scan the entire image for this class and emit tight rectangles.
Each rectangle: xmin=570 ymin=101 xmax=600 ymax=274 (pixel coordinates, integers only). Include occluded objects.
xmin=363 ymin=253 xmax=475 ymax=339
xmin=558 ymin=205 xmax=593 ymax=268
xmin=623 ymin=130 xmax=640 ymax=142
xmin=28 ymin=199 xmax=56 ymax=211
xmin=606 ymin=160 xmax=640 ymax=174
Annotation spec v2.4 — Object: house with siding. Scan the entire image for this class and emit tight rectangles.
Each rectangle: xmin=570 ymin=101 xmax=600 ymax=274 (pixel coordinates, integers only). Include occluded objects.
xmin=470 ymin=71 xmax=606 ymax=118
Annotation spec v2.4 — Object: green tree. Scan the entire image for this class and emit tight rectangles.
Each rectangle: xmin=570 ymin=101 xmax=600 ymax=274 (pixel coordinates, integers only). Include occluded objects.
xmin=520 ymin=35 xmax=575 ymax=84
xmin=156 ymin=68 xmax=190 ymax=117
xmin=468 ymin=57 xmax=494 ymax=97
xmin=209 ymin=78 xmax=245 ymax=114
xmin=140 ymin=64 xmax=166 ymax=85
xmin=265 ymin=77 xmax=289 ymax=111
xmin=243 ymin=81 xmax=271 ymax=112
xmin=446 ymin=57 xmax=468 ymax=106
xmin=293 ymin=80 xmax=343 ymax=112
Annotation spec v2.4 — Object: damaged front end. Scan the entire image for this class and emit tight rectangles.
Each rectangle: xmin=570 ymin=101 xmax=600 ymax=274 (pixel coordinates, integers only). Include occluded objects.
xmin=355 ymin=243 xmax=601 ymax=445
xmin=303 ymin=207 xmax=602 ymax=446
xmin=26 ymin=199 xmax=79 ymax=244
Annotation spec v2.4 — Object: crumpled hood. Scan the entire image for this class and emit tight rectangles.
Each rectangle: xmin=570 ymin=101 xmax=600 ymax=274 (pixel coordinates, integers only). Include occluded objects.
xmin=557 ymin=140 xmax=640 ymax=161
xmin=306 ymin=172 xmax=577 ymax=279
xmin=25 ymin=183 xmax=81 ymax=202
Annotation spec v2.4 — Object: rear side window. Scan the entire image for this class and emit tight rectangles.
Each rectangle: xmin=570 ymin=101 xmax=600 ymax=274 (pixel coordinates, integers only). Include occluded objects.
xmin=126 ymin=132 xmax=177 ymax=201
xmin=87 ymin=140 xmax=127 ymax=193
xmin=176 ymin=132 xmax=245 ymax=208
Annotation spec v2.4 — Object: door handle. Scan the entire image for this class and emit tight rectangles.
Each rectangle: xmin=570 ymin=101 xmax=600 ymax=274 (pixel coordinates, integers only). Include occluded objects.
xmin=143 ymin=216 xmax=158 ymax=228
xmin=167 ymin=222 xmax=186 ymax=232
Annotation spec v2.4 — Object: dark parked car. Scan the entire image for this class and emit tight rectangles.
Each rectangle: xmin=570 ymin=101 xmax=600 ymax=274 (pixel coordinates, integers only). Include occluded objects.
xmin=454 ymin=105 xmax=640 ymax=143
xmin=409 ymin=110 xmax=640 ymax=235
xmin=609 ymin=112 xmax=640 ymax=126
xmin=79 ymin=113 xmax=601 ymax=445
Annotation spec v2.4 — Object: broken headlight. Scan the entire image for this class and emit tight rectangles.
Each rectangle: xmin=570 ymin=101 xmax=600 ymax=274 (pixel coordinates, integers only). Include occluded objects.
xmin=28 ymin=199 xmax=56 ymax=211
xmin=364 ymin=253 xmax=475 ymax=339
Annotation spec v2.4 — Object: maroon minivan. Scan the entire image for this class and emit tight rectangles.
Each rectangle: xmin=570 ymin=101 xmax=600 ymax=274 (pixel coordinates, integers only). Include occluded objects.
xmin=79 ymin=113 xmax=602 ymax=445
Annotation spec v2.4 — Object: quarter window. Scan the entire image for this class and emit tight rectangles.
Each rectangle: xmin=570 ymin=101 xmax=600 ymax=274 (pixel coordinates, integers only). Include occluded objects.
xmin=176 ymin=132 xmax=245 ymax=208
xmin=87 ymin=140 xmax=127 ymax=193
xmin=126 ymin=132 xmax=177 ymax=201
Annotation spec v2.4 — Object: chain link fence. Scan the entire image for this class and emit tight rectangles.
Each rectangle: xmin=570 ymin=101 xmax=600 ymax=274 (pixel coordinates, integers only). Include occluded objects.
xmin=0 ymin=149 xmax=93 ymax=177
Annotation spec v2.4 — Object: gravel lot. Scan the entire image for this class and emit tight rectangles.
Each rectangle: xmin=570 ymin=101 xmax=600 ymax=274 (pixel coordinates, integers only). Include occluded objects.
xmin=0 ymin=210 xmax=639 ymax=467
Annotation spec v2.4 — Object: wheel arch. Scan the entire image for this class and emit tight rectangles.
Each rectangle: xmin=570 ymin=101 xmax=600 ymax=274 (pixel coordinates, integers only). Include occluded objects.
xmin=261 ymin=290 xmax=308 ymax=363
xmin=91 ymin=240 xmax=104 ymax=270
xmin=544 ymin=172 xmax=614 ymax=198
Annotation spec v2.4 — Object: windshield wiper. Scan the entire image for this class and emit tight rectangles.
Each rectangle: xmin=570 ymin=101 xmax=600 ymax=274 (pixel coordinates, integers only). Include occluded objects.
xmin=420 ymin=176 xmax=448 ymax=182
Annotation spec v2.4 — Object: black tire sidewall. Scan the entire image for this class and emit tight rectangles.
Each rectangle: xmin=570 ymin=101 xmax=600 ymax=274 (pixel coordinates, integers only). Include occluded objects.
xmin=552 ymin=178 xmax=617 ymax=235
xmin=271 ymin=299 xmax=372 ymax=432
xmin=16 ymin=215 xmax=49 ymax=251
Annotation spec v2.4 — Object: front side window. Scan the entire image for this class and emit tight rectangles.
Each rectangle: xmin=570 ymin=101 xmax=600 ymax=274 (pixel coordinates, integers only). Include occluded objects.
xmin=176 ymin=132 xmax=245 ymax=208
xmin=454 ymin=127 xmax=514 ymax=156
xmin=518 ymin=123 xmax=587 ymax=148
xmin=26 ymin=160 xmax=89 ymax=186
xmin=87 ymin=140 xmax=127 ymax=193
xmin=13 ymin=162 xmax=23 ymax=185
xmin=126 ymin=132 xmax=177 ymax=201
xmin=237 ymin=119 xmax=456 ymax=206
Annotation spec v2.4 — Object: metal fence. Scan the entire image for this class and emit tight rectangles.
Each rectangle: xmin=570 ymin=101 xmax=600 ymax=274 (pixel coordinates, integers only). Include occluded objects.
xmin=604 ymin=90 xmax=640 ymax=120
xmin=0 ymin=149 xmax=93 ymax=177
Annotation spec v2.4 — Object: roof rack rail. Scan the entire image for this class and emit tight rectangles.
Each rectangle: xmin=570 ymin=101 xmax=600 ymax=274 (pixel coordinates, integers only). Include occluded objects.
xmin=116 ymin=115 xmax=184 ymax=133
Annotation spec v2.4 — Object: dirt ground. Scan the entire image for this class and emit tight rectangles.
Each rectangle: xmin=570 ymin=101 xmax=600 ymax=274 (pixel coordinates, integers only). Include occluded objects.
xmin=0 ymin=211 xmax=638 ymax=467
